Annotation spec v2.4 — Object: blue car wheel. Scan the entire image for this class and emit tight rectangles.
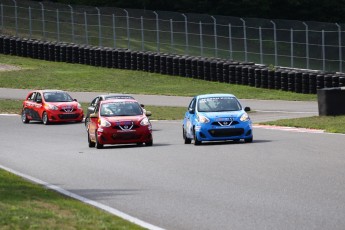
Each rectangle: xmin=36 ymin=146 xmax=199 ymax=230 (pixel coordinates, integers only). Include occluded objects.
xmin=183 ymin=127 xmax=192 ymax=144
xmin=193 ymin=128 xmax=202 ymax=145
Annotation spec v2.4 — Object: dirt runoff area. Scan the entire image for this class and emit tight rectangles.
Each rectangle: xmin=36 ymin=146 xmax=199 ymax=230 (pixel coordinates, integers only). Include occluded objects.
xmin=0 ymin=64 xmax=22 ymax=71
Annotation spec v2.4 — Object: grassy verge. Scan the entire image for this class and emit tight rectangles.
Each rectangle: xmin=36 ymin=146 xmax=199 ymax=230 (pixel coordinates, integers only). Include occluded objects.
xmin=0 ymin=169 xmax=145 ymax=229
xmin=259 ymin=116 xmax=345 ymax=134
xmin=0 ymin=54 xmax=316 ymax=101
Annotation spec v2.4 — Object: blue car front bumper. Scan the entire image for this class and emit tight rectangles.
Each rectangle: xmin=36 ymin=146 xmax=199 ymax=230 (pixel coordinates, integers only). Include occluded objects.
xmin=194 ymin=122 xmax=253 ymax=141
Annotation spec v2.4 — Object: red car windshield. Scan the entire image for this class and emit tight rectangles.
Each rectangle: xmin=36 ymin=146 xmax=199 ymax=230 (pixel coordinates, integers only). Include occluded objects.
xmin=44 ymin=92 xmax=73 ymax=102
xmin=100 ymin=101 xmax=143 ymax=116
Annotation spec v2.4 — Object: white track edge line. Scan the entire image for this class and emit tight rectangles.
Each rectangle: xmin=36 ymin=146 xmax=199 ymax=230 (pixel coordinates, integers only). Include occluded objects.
xmin=0 ymin=164 xmax=165 ymax=230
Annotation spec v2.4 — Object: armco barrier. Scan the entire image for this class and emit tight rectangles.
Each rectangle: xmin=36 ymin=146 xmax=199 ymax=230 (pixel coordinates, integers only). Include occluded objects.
xmin=1 ymin=36 xmax=344 ymax=96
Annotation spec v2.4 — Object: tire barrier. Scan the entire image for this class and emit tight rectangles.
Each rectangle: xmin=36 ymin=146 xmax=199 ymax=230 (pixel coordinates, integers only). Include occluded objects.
xmin=261 ymin=68 xmax=268 ymax=88
xmin=117 ymin=49 xmax=125 ymax=69
xmin=160 ymin=55 xmax=167 ymax=75
xmin=173 ymin=56 xmax=179 ymax=76
xmin=111 ymin=49 xmax=119 ymax=68
xmin=254 ymin=68 xmax=261 ymax=88
xmin=148 ymin=53 xmax=155 ymax=73
xmin=191 ymin=58 xmax=198 ymax=78
xmin=248 ymin=66 xmax=255 ymax=87
xmin=130 ymin=51 xmax=137 ymax=70
xmin=60 ymin=44 xmax=67 ymax=62
xmin=54 ymin=43 xmax=60 ymax=62
xmin=274 ymin=70 xmax=281 ymax=90
xmin=301 ymin=72 xmax=309 ymax=94
xmin=142 ymin=52 xmax=149 ymax=72
xmin=15 ymin=38 xmax=22 ymax=56
xmin=185 ymin=57 xmax=192 ymax=78
xmin=204 ymin=60 xmax=211 ymax=81
xmin=100 ymin=48 xmax=107 ymax=67
xmin=332 ymin=75 xmax=339 ymax=88
xmin=241 ymin=66 xmax=249 ymax=86
xmin=154 ymin=54 xmax=160 ymax=74
xmin=3 ymin=36 xmax=10 ymax=55
xmin=0 ymin=36 xmax=4 ymax=54
xmin=1 ymin=36 xmax=343 ymax=95
xmin=166 ymin=55 xmax=173 ymax=75
xmin=66 ymin=45 xmax=73 ymax=63
xmin=281 ymin=71 xmax=288 ymax=91
xmin=309 ymin=73 xmax=317 ymax=94
xmin=94 ymin=48 xmax=101 ymax=67
xmin=197 ymin=59 xmax=204 ymax=80
xmin=316 ymin=74 xmax=324 ymax=89
xmin=294 ymin=72 xmax=302 ymax=93
xmin=324 ymin=75 xmax=333 ymax=88
xmin=210 ymin=60 xmax=217 ymax=81
xmin=21 ymin=39 xmax=28 ymax=58
xmin=125 ymin=50 xmax=132 ymax=70
xmin=287 ymin=71 xmax=295 ymax=92
xmin=339 ymin=76 xmax=345 ymax=87
xmin=229 ymin=64 xmax=236 ymax=84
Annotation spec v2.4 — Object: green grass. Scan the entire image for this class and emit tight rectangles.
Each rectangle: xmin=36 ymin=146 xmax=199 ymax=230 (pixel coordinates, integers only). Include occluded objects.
xmin=0 ymin=169 xmax=145 ymax=230
xmin=0 ymin=54 xmax=316 ymax=101
xmin=259 ymin=116 xmax=345 ymax=134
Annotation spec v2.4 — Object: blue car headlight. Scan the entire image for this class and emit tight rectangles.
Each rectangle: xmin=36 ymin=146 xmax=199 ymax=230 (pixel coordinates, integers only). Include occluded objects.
xmin=197 ymin=114 xmax=210 ymax=123
xmin=240 ymin=113 xmax=250 ymax=122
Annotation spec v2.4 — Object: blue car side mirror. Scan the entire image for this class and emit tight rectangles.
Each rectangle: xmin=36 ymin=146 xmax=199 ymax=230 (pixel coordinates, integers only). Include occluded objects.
xmin=244 ymin=107 xmax=251 ymax=112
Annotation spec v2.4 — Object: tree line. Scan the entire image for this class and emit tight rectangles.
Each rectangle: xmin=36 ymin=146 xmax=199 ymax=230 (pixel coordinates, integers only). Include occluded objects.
xmin=35 ymin=0 xmax=345 ymax=23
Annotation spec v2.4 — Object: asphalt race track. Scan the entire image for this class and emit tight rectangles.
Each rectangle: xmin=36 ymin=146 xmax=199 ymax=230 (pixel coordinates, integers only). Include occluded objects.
xmin=1 ymin=114 xmax=345 ymax=230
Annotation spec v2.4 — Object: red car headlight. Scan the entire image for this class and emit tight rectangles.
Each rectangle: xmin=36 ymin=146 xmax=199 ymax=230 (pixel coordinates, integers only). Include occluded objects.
xmin=45 ymin=104 xmax=58 ymax=110
xmin=140 ymin=117 xmax=150 ymax=126
xmin=99 ymin=118 xmax=111 ymax=127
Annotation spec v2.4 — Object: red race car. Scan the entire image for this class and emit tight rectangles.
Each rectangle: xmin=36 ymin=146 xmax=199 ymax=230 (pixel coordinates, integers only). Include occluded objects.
xmin=21 ymin=90 xmax=84 ymax=125
xmin=87 ymin=99 xmax=153 ymax=149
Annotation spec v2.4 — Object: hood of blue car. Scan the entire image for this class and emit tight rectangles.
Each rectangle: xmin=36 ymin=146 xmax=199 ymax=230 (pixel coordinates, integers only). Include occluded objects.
xmin=199 ymin=111 xmax=244 ymax=119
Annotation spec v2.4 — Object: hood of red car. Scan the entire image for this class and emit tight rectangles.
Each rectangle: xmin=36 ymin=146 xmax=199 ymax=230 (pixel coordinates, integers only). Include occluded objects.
xmin=45 ymin=101 xmax=79 ymax=107
xmin=105 ymin=115 xmax=146 ymax=124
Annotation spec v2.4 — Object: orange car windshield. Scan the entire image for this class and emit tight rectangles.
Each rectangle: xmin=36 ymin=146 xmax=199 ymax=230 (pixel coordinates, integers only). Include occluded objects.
xmin=44 ymin=92 xmax=73 ymax=102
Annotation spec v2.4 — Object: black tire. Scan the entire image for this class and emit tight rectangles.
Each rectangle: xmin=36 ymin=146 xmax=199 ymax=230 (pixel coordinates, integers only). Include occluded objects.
xmin=42 ymin=112 xmax=49 ymax=125
xmin=21 ymin=110 xmax=29 ymax=123
xmin=84 ymin=116 xmax=90 ymax=127
xmin=88 ymin=132 xmax=95 ymax=148
xmin=193 ymin=129 xmax=201 ymax=145
xmin=244 ymin=137 xmax=253 ymax=143
xmin=145 ymin=140 xmax=153 ymax=146
xmin=95 ymin=131 xmax=103 ymax=149
xmin=183 ymin=127 xmax=191 ymax=144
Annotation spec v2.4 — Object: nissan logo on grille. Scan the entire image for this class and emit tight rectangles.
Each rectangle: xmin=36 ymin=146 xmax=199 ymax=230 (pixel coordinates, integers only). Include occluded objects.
xmin=62 ymin=106 xmax=74 ymax=112
xmin=218 ymin=118 xmax=233 ymax=126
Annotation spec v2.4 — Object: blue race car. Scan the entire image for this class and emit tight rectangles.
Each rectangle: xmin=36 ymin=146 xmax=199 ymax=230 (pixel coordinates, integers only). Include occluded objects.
xmin=182 ymin=94 xmax=253 ymax=145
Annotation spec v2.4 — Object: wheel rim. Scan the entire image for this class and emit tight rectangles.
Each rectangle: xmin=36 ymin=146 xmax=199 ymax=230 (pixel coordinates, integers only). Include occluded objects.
xmin=43 ymin=113 xmax=48 ymax=124
xmin=22 ymin=111 xmax=27 ymax=122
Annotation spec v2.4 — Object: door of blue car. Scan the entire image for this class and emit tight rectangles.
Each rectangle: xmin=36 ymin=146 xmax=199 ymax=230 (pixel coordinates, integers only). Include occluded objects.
xmin=183 ymin=97 xmax=197 ymax=139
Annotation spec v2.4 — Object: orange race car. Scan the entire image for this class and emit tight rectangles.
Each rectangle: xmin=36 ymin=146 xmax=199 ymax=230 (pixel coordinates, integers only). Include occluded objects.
xmin=21 ymin=90 xmax=84 ymax=125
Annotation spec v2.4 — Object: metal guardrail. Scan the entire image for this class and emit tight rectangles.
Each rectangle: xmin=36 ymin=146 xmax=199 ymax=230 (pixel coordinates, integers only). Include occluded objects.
xmin=0 ymin=0 xmax=345 ymax=73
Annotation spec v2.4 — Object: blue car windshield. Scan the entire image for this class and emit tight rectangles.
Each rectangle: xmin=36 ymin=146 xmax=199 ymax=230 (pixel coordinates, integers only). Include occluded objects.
xmin=197 ymin=97 xmax=241 ymax=112
xmin=100 ymin=101 xmax=143 ymax=116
